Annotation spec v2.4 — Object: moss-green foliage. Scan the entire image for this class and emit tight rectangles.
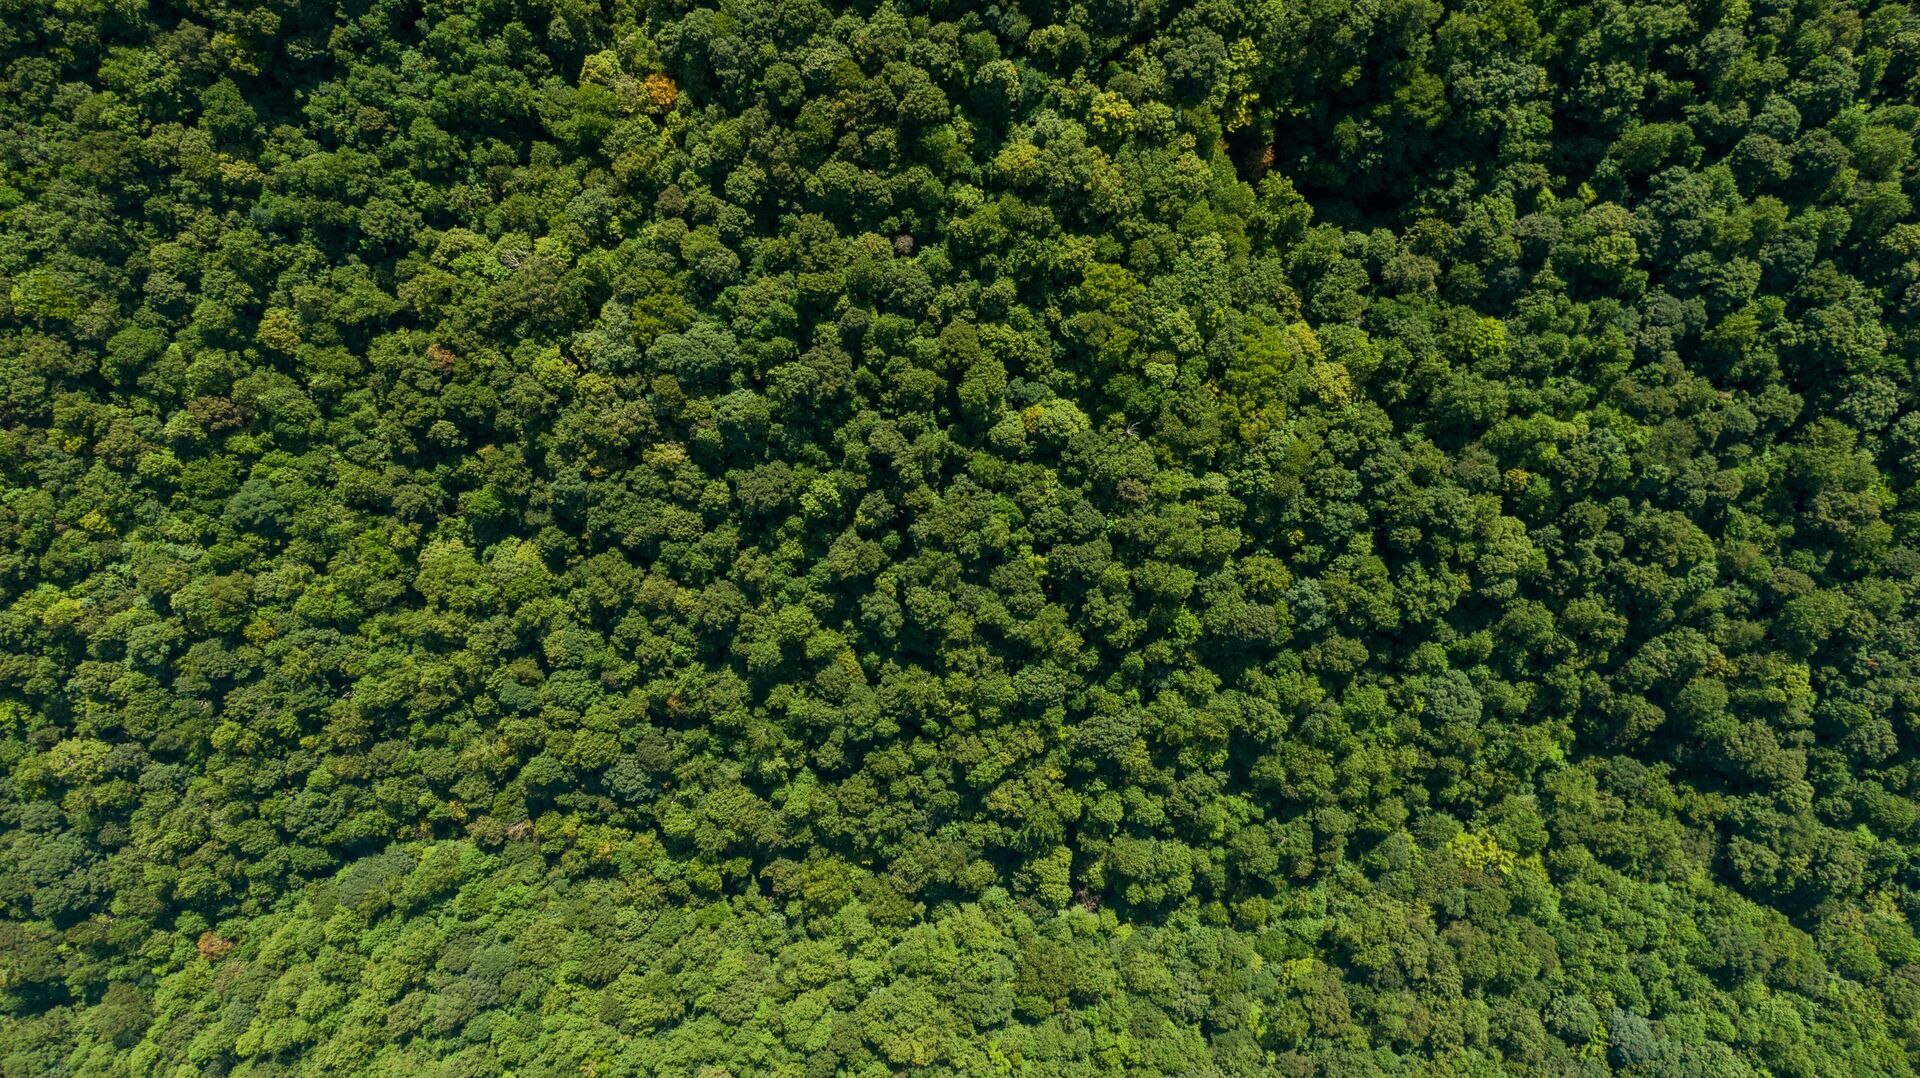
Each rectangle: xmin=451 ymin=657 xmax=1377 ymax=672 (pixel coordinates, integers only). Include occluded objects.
xmin=5 ymin=0 xmax=1920 ymax=1072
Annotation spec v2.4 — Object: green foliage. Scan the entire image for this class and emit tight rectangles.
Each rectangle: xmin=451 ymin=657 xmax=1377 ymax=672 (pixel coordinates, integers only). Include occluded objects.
xmin=4 ymin=0 xmax=1920 ymax=1072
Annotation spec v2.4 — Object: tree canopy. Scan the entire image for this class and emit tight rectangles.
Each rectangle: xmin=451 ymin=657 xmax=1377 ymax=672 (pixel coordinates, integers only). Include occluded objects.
xmin=6 ymin=0 xmax=1920 ymax=1073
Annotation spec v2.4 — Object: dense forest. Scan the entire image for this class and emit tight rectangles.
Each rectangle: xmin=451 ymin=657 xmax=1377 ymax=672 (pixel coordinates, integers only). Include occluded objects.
xmin=4 ymin=0 xmax=1920 ymax=1072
